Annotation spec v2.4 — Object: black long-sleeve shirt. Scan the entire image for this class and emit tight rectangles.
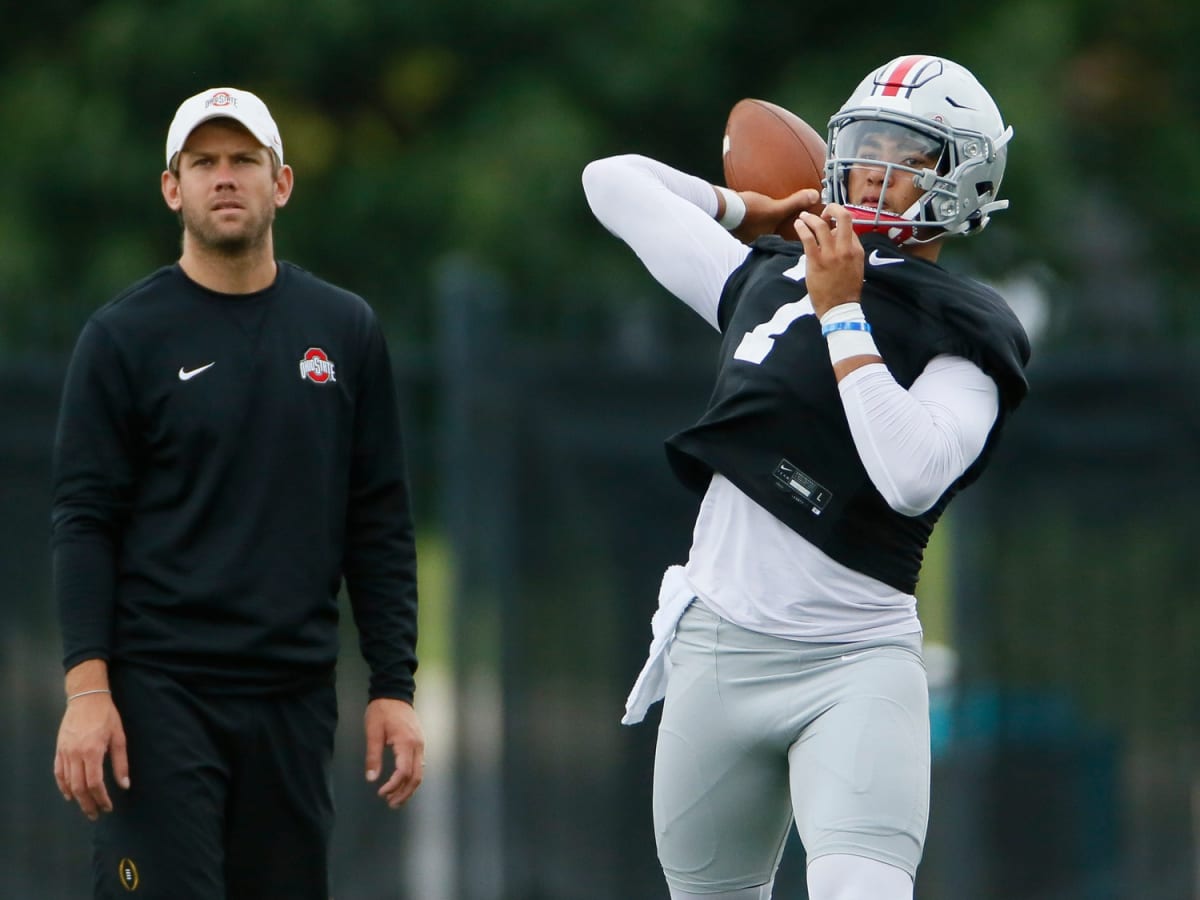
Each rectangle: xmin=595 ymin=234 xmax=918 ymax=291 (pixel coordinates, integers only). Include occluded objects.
xmin=51 ymin=262 xmax=418 ymax=700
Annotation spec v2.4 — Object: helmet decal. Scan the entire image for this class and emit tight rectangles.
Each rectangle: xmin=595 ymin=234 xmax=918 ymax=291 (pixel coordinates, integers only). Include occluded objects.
xmin=872 ymin=56 xmax=945 ymax=98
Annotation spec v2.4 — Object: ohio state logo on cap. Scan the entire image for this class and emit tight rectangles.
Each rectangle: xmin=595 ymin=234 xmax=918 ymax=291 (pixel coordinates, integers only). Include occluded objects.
xmin=206 ymin=91 xmax=236 ymax=110
xmin=299 ymin=347 xmax=337 ymax=384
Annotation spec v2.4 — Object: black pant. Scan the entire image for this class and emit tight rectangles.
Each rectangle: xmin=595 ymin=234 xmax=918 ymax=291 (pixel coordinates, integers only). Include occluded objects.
xmin=93 ymin=664 xmax=337 ymax=899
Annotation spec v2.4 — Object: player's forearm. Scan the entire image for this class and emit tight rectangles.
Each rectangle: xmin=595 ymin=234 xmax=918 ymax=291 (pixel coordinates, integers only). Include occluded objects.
xmin=838 ymin=357 xmax=999 ymax=515
xmin=582 ymin=154 xmax=749 ymax=328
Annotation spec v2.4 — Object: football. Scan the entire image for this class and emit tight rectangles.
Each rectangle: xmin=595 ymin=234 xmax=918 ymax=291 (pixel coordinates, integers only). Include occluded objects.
xmin=722 ymin=99 xmax=827 ymax=239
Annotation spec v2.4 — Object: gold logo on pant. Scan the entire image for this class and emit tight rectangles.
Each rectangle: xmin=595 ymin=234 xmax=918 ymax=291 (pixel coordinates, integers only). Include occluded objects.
xmin=118 ymin=858 xmax=140 ymax=891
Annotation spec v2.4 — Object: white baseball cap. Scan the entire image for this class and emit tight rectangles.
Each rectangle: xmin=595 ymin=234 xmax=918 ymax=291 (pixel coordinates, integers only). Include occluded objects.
xmin=165 ymin=87 xmax=284 ymax=168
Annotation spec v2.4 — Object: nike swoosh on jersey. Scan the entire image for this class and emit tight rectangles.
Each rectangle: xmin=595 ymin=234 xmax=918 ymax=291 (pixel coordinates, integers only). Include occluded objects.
xmin=178 ymin=362 xmax=215 ymax=381
xmin=868 ymin=249 xmax=905 ymax=266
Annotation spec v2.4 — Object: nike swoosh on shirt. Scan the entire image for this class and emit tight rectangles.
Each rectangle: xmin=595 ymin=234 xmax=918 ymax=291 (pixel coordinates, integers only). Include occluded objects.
xmin=868 ymin=249 xmax=904 ymax=267
xmin=178 ymin=362 xmax=215 ymax=381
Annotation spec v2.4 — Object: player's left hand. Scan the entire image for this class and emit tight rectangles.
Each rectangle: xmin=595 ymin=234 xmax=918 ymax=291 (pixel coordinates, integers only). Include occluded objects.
xmin=732 ymin=187 xmax=822 ymax=244
xmin=364 ymin=697 xmax=425 ymax=809
xmin=794 ymin=203 xmax=865 ymax=318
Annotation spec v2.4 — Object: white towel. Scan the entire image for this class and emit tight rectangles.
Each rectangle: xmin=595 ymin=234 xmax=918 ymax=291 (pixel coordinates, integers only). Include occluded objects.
xmin=621 ymin=564 xmax=694 ymax=725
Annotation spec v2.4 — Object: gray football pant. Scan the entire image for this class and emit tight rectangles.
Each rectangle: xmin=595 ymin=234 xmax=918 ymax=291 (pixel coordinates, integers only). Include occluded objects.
xmin=653 ymin=601 xmax=928 ymax=894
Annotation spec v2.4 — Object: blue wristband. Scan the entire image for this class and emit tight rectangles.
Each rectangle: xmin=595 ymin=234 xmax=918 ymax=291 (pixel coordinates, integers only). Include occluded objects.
xmin=821 ymin=320 xmax=872 ymax=336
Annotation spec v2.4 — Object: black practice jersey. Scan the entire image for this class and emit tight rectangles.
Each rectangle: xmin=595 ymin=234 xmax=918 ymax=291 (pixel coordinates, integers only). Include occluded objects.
xmin=51 ymin=262 xmax=418 ymax=700
xmin=667 ymin=233 xmax=1030 ymax=594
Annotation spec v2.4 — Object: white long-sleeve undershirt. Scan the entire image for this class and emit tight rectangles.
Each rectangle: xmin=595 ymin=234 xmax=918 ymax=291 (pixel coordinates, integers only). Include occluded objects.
xmin=840 ymin=359 xmax=999 ymax=515
xmin=582 ymin=154 xmax=746 ymax=330
xmin=582 ymin=154 xmax=1001 ymax=639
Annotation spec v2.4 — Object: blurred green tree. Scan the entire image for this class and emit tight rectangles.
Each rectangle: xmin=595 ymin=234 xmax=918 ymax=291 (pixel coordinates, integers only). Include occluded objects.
xmin=1 ymin=0 xmax=1197 ymax=352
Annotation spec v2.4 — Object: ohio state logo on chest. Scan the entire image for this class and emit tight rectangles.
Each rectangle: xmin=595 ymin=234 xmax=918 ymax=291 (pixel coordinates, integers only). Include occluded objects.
xmin=299 ymin=347 xmax=337 ymax=384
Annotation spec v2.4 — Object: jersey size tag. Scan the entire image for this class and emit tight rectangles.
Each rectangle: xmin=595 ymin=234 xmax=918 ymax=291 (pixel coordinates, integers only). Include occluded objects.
xmin=772 ymin=459 xmax=832 ymax=516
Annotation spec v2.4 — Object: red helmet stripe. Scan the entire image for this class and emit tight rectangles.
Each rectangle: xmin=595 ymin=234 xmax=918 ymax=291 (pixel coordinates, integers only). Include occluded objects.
xmin=878 ymin=55 xmax=932 ymax=96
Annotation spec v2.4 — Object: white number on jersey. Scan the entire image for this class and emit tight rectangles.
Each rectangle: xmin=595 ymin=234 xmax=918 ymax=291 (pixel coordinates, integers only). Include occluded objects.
xmin=732 ymin=257 xmax=813 ymax=365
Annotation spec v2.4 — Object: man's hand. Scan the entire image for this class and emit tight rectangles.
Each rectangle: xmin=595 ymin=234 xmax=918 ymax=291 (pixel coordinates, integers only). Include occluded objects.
xmin=54 ymin=690 xmax=129 ymax=822
xmin=731 ymin=187 xmax=823 ymax=243
xmin=794 ymin=203 xmax=865 ymax=318
xmin=364 ymin=698 xmax=425 ymax=809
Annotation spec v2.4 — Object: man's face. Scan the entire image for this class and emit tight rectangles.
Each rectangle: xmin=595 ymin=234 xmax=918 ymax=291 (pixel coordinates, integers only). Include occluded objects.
xmin=163 ymin=119 xmax=290 ymax=254
xmin=841 ymin=122 xmax=943 ymax=216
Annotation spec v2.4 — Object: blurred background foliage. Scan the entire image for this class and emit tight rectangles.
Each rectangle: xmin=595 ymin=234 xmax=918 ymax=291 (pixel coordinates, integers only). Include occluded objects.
xmin=2 ymin=0 xmax=1197 ymax=355
xmin=6 ymin=3 xmax=1200 ymax=896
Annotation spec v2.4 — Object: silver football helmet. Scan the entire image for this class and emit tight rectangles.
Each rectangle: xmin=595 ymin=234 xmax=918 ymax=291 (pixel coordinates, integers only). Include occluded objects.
xmin=823 ymin=55 xmax=1013 ymax=243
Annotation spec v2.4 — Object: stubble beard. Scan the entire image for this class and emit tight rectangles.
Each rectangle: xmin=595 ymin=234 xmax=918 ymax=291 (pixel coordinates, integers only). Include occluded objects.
xmin=180 ymin=199 xmax=276 ymax=258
